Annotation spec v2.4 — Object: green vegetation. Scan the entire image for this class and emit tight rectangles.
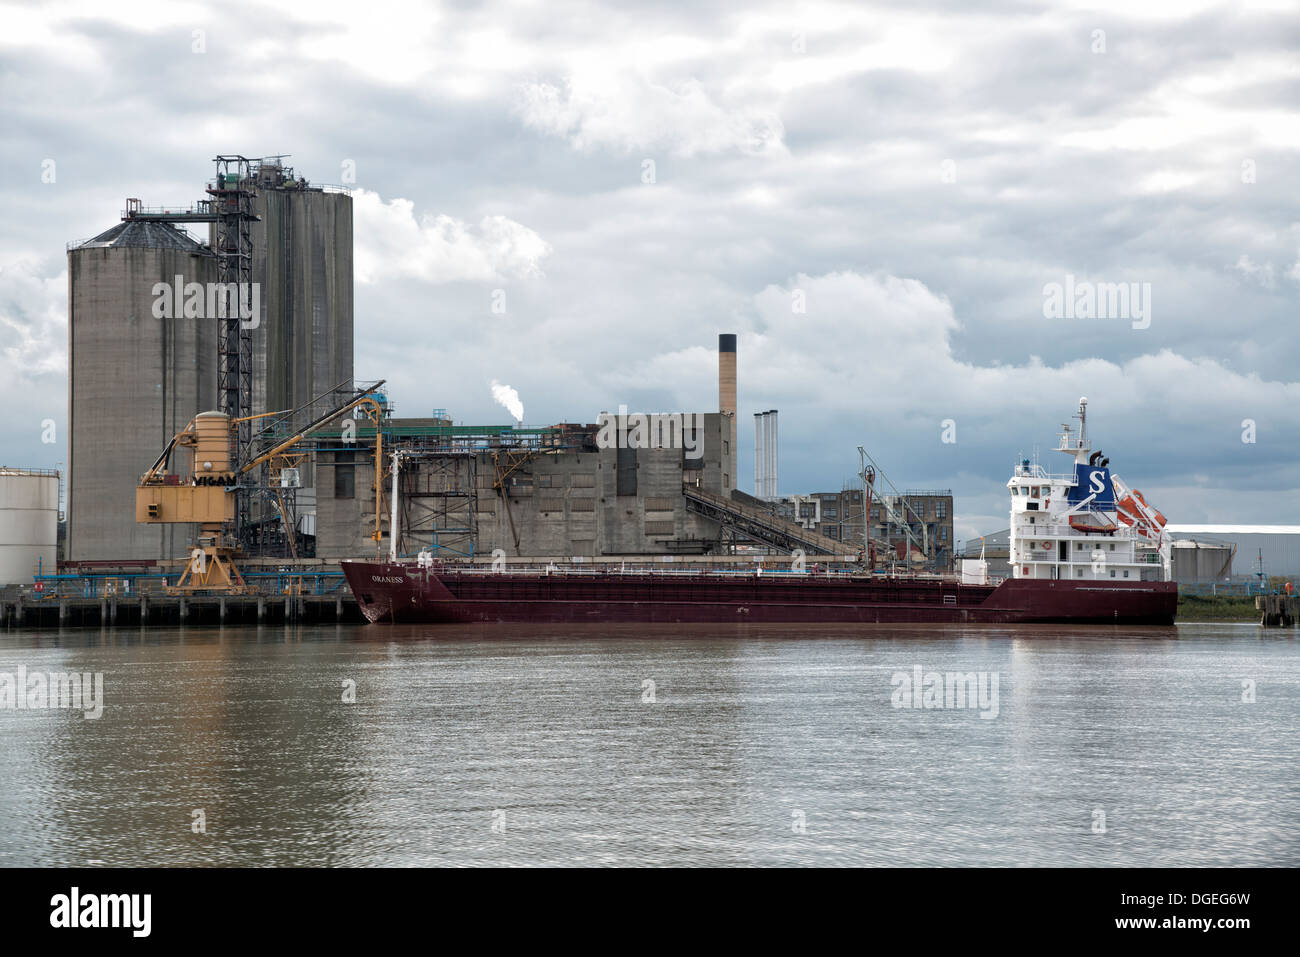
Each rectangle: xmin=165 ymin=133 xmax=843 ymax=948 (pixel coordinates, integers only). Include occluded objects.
xmin=1176 ymin=594 xmax=1259 ymax=622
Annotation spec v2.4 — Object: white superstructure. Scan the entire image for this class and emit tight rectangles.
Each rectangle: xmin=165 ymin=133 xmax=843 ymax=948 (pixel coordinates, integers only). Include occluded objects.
xmin=1007 ymin=399 xmax=1171 ymax=583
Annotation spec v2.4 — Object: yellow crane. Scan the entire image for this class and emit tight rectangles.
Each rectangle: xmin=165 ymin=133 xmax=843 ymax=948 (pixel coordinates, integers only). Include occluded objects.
xmin=136 ymin=387 xmax=387 ymax=594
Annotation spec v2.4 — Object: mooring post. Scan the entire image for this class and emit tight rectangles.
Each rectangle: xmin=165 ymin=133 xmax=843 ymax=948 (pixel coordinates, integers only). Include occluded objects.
xmin=99 ymin=599 xmax=108 ymax=624
xmin=257 ymin=597 xmax=266 ymax=621
xmin=140 ymin=596 xmax=149 ymax=625
xmin=219 ymin=598 xmax=227 ymax=622
xmin=335 ymin=596 xmax=343 ymax=620
xmin=59 ymin=600 xmax=68 ymax=625
xmin=13 ymin=599 xmax=22 ymax=626
xmin=110 ymin=599 xmax=118 ymax=624
xmin=284 ymin=596 xmax=292 ymax=621
xmin=179 ymin=597 xmax=188 ymax=622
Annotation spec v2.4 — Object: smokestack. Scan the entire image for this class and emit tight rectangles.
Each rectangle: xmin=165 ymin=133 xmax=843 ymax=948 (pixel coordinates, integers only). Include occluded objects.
xmin=718 ymin=334 xmax=736 ymax=416
xmin=754 ymin=412 xmax=763 ymax=497
xmin=719 ymin=334 xmax=737 ymax=490
xmin=763 ymin=412 xmax=771 ymax=497
xmin=764 ymin=408 xmax=774 ymax=496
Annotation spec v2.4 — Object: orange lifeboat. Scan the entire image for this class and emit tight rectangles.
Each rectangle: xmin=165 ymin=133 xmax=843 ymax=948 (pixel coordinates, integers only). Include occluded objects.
xmin=1116 ymin=489 xmax=1167 ymax=537
xmin=1069 ymin=512 xmax=1116 ymax=533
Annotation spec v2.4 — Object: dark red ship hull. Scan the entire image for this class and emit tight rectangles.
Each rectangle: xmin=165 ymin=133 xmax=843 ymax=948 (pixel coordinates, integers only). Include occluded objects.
xmin=341 ymin=562 xmax=1178 ymax=627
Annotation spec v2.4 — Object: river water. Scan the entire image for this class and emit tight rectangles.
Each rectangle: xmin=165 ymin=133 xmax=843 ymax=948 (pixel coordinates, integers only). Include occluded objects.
xmin=1 ymin=622 xmax=1296 ymax=867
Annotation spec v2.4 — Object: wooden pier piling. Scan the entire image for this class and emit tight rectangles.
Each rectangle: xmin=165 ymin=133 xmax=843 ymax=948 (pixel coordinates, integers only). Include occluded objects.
xmin=1256 ymin=594 xmax=1298 ymax=627
xmin=2 ymin=591 xmax=363 ymax=629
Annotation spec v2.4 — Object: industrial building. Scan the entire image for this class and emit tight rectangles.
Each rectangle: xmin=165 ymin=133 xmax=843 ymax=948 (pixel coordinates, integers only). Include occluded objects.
xmin=775 ymin=488 xmax=955 ymax=571
xmin=312 ymin=415 xmax=734 ymax=559
xmin=57 ymin=157 xmax=867 ymax=576
xmin=65 ymin=156 xmax=352 ymax=562
xmin=309 ymin=337 xmax=852 ymax=562
xmin=62 ymin=172 xmax=844 ymax=574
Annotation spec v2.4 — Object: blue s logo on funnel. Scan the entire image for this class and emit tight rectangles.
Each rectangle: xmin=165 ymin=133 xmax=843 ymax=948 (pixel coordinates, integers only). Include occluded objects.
xmin=1067 ymin=464 xmax=1115 ymax=509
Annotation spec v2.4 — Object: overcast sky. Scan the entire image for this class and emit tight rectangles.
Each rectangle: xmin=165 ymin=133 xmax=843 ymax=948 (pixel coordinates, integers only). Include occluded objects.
xmin=2 ymin=0 xmax=1297 ymax=542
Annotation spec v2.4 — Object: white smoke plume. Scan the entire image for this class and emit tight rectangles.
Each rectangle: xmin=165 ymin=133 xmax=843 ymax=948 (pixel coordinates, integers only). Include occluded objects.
xmin=490 ymin=380 xmax=524 ymax=423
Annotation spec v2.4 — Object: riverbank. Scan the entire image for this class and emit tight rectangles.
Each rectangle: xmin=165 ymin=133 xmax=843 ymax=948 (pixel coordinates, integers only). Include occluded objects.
xmin=1176 ymin=594 xmax=1260 ymax=623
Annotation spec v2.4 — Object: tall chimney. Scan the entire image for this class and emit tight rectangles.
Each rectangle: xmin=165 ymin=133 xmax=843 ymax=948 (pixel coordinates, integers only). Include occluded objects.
xmin=718 ymin=334 xmax=737 ymax=490
xmin=764 ymin=408 xmax=774 ymax=496
xmin=762 ymin=412 xmax=771 ymax=497
xmin=754 ymin=412 xmax=763 ymax=497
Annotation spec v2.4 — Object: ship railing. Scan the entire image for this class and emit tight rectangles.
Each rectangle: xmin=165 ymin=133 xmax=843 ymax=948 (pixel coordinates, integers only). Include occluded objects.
xmin=429 ymin=564 xmax=961 ymax=581
xmin=1012 ymin=465 xmax=1077 ymax=485
xmin=1016 ymin=522 xmax=1153 ymax=539
xmin=438 ymin=566 xmax=864 ymax=578
xmin=1013 ymin=463 xmax=1050 ymax=479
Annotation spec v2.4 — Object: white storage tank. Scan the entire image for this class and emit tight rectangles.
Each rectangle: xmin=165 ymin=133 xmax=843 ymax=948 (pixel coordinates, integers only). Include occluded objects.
xmin=0 ymin=467 xmax=59 ymax=584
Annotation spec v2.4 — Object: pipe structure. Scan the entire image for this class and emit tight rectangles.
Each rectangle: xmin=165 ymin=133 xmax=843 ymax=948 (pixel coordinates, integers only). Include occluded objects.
xmin=389 ymin=451 xmax=400 ymax=563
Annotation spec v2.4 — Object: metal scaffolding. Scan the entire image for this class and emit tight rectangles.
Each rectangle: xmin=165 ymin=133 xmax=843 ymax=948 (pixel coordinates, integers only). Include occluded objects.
xmin=395 ymin=453 xmax=479 ymax=558
xmin=121 ymin=155 xmax=263 ymax=550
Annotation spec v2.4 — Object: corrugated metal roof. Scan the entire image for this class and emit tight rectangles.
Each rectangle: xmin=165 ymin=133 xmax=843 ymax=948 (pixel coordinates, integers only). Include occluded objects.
xmin=74 ymin=220 xmax=211 ymax=252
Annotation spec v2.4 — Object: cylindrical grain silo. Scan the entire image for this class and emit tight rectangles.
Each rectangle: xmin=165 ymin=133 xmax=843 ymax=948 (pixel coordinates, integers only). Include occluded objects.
xmin=67 ymin=221 xmax=218 ymax=561
xmin=0 ymin=468 xmax=59 ymax=584
xmin=245 ymin=162 xmax=354 ymax=419
xmin=213 ymin=160 xmax=353 ymax=531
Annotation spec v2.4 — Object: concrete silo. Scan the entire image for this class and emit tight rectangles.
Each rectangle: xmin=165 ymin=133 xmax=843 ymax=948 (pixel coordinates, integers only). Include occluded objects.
xmin=67 ymin=221 xmax=217 ymax=560
xmin=234 ymin=159 xmax=354 ymax=535
xmin=0 ymin=467 xmax=59 ymax=584
xmin=243 ymin=159 xmax=354 ymax=418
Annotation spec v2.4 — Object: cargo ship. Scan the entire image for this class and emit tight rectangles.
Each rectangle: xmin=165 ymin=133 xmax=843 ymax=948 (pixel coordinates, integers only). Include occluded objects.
xmin=341 ymin=399 xmax=1178 ymax=626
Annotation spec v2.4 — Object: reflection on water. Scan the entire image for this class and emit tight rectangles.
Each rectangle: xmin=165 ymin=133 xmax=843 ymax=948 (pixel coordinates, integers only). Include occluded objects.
xmin=0 ymin=622 xmax=1296 ymax=866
